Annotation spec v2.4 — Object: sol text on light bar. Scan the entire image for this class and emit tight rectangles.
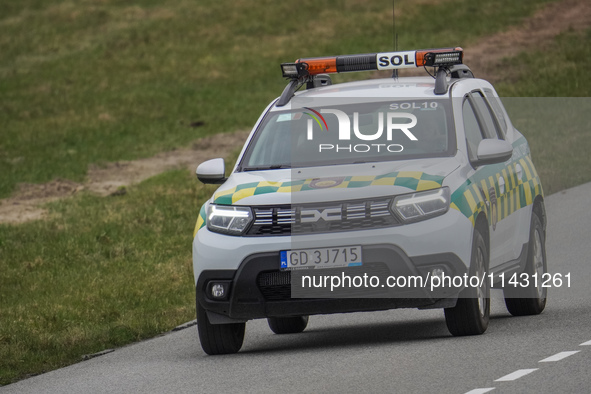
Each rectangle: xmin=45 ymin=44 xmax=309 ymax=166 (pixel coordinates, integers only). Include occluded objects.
xmin=281 ymin=47 xmax=463 ymax=78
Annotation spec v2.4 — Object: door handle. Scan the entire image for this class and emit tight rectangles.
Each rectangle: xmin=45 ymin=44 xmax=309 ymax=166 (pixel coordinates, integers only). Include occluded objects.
xmin=498 ymin=176 xmax=505 ymax=195
xmin=515 ymin=163 xmax=523 ymax=182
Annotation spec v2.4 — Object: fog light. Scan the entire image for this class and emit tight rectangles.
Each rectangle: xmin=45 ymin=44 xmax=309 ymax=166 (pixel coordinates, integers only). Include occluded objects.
xmin=211 ymin=284 xmax=225 ymax=298
xmin=431 ymin=268 xmax=445 ymax=279
xmin=206 ymin=281 xmax=231 ymax=300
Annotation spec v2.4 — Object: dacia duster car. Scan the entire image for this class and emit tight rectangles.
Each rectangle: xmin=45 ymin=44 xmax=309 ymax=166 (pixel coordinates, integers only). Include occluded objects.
xmin=192 ymin=48 xmax=548 ymax=354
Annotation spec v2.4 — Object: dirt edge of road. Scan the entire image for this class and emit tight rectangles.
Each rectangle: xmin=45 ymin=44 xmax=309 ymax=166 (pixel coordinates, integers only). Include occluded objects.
xmin=0 ymin=130 xmax=249 ymax=224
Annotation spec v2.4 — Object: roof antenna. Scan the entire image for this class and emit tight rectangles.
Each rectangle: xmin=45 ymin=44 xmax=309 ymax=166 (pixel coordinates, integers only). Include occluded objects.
xmin=392 ymin=0 xmax=398 ymax=79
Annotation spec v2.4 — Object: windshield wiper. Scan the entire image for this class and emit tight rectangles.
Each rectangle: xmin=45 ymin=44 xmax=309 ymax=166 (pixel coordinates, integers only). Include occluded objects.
xmin=352 ymin=160 xmax=378 ymax=164
xmin=242 ymin=164 xmax=291 ymax=171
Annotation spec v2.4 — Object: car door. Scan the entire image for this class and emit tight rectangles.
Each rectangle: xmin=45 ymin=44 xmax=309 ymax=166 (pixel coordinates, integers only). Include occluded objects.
xmin=482 ymin=89 xmax=532 ymax=264
xmin=462 ymin=90 xmax=517 ymax=269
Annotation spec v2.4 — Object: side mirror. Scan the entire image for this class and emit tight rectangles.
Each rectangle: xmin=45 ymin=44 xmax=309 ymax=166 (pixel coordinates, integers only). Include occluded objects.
xmin=474 ymin=139 xmax=513 ymax=166
xmin=196 ymin=158 xmax=226 ymax=184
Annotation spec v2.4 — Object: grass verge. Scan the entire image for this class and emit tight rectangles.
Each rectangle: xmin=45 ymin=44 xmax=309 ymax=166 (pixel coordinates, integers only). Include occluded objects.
xmin=0 ymin=170 xmax=217 ymax=384
xmin=0 ymin=0 xmax=555 ymax=198
xmin=496 ymin=28 xmax=591 ymax=195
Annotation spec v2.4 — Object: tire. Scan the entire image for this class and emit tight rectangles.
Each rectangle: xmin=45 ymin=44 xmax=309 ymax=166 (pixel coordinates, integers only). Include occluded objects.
xmin=504 ymin=212 xmax=547 ymax=316
xmin=196 ymin=303 xmax=245 ymax=355
xmin=444 ymin=229 xmax=490 ymax=336
xmin=267 ymin=316 xmax=309 ymax=334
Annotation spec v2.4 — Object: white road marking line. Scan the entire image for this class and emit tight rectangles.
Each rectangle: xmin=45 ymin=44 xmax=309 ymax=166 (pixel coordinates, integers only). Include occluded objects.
xmin=494 ymin=368 xmax=538 ymax=382
xmin=474 ymin=342 xmax=588 ymax=392
xmin=463 ymin=388 xmax=495 ymax=394
xmin=539 ymin=350 xmax=580 ymax=362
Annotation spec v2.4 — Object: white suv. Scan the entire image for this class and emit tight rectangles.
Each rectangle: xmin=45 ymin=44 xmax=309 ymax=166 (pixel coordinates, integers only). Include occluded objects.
xmin=193 ymin=48 xmax=547 ymax=354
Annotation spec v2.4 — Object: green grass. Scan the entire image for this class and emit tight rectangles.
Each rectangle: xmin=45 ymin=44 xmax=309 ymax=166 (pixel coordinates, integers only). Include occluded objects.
xmin=495 ymin=28 xmax=591 ymax=195
xmin=2 ymin=0 xmax=589 ymax=386
xmin=0 ymin=170 xmax=217 ymax=383
xmin=0 ymin=0 xmax=556 ymax=198
xmin=495 ymin=28 xmax=591 ymax=97
xmin=500 ymin=97 xmax=591 ymax=196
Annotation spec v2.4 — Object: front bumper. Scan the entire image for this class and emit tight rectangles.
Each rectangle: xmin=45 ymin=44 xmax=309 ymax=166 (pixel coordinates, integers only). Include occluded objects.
xmin=196 ymin=244 xmax=467 ymax=320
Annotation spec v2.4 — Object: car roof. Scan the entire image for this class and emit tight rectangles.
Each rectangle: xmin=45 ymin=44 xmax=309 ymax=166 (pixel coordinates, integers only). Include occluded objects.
xmin=273 ymin=75 xmax=496 ymax=112
xmin=274 ymin=77 xmax=453 ymax=112
xmin=298 ymin=77 xmax=437 ymax=98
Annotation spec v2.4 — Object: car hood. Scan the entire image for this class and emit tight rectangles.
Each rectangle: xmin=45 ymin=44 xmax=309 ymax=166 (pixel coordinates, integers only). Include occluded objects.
xmin=213 ymin=157 xmax=461 ymax=205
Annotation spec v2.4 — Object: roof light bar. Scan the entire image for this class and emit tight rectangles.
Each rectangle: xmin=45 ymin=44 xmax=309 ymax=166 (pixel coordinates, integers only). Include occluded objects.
xmin=422 ymin=51 xmax=463 ymax=67
xmin=281 ymin=47 xmax=463 ymax=78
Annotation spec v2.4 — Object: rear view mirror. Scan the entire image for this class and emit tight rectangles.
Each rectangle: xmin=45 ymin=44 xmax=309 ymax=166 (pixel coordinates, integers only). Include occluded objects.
xmin=475 ymin=139 xmax=513 ymax=166
xmin=196 ymin=158 xmax=226 ymax=184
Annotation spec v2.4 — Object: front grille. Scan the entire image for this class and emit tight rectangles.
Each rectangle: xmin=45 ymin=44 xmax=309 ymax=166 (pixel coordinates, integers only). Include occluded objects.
xmin=257 ymin=270 xmax=292 ymax=300
xmin=247 ymin=199 xmax=398 ymax=236
xmin=257 ymin=262 xmax=392 ymax=301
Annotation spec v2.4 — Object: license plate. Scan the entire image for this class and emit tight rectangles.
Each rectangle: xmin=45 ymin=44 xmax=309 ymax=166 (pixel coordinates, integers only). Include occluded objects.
xmin=280 ymin=246 xmax=362 ymax=270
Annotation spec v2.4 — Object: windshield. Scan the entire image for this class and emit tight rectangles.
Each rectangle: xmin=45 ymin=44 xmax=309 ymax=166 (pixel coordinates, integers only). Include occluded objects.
xmin=240 ymin=99 xmax=455 ymax=170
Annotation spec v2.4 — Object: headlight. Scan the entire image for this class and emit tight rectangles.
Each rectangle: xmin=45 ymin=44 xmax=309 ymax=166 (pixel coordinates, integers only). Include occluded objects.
xmin=207 ymin=205 xmax=253 ymax=235
xmin=391 ymin=187 xmax=450 ymax=223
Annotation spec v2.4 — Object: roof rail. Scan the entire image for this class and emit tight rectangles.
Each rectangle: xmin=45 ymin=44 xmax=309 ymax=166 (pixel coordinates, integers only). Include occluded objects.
xmin=277 ymin=79 xmax=301 ymax=107
xmin=276 ymin=74 xmax=332 ymax=107
xmin=306 ymin=74 xmax=332 ymax=89
xmin=449 ymin=64 xmax=474 ymax=79
xmin=434 ymin=64 xmax=474 ymax=95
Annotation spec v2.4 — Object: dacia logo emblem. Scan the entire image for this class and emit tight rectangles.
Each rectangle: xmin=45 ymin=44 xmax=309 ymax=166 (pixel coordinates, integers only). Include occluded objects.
xmin=300 ymin=207 xmax=342 ymax=223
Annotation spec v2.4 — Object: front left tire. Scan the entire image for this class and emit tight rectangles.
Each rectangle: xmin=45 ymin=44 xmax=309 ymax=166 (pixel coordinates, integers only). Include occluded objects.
xmin=197 ymin=303 xmax=245 ymax=355
xmin=444 ymin=228 xmax=490 ymax=336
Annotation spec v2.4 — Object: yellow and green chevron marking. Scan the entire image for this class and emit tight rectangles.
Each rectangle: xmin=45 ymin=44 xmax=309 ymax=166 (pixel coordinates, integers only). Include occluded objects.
xmin=450 ymin=148 xmax=543 ymax=226
xmin=193 ymin=204 xmax=207 ymax=237
xmin=212 ymin=171 xmax=445 ymax=205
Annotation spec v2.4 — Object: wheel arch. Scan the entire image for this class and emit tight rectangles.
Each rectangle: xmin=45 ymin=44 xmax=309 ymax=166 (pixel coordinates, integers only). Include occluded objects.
xmin=474 ymin=212 xmax=490 ymax=258
xmin=532 ymin=196 xmax=546 ymax=232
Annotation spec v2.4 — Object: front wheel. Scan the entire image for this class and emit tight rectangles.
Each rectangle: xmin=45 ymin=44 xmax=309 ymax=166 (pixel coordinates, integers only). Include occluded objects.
xmin=444 ymin=229 xmax=490 ymax=336
xmin=197 ymin=303 xmax=245 ymax=355
xmin=268 ymin=316 xmax=309 ymax=334
xmin=504 ymin=211 xmax=547 ymax=316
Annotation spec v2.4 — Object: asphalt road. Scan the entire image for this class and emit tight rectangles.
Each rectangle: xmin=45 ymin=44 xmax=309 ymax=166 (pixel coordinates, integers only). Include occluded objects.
xmin=2 ymin=183 xmax=591 ymax=394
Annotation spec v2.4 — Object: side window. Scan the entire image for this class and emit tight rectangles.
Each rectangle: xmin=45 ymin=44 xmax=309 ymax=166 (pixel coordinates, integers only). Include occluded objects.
xmin=470 ymin=91 xmax=501 ymax=139
xmin=483 ymin=88 xmax=508 ymax=138
xmin=462 ymin=98 xmax=484 ymax=162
